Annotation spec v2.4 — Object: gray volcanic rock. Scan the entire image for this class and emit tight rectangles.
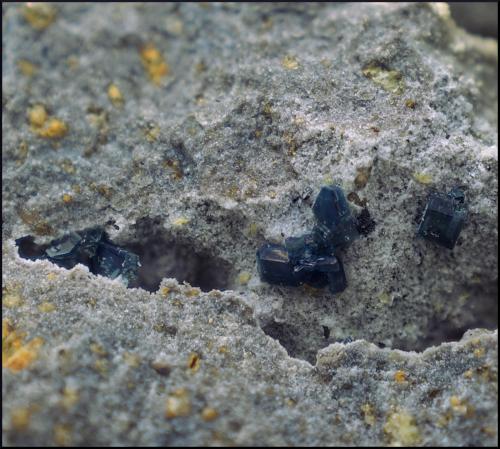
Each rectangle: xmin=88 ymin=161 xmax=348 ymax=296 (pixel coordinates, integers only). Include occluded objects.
xmin=2 ymin=2 xmax=498 ymax=446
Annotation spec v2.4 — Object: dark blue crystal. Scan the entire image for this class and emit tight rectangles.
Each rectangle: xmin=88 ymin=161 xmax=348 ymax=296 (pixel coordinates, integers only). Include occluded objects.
xmin=256 ymin=185 xmax=354 ymax=294
xmin=312 ymin=185 xmax=359 ymax=248
xmin=16 ymin=227 xmax=140 ymax=287
xmin=285 ymin=234 xmax=322 ymax=264
xmin=45 ymin=232 xmax=83 ymax=269
xmin=256 ymin=243 xmax=301 ymax=286
xmin=417 ymin=187 xmax=467 ymax=249
xmin=90 ymin=241 xmax=140 ymax=286
xmin=326 ymin=256 xmax=347 ymax=294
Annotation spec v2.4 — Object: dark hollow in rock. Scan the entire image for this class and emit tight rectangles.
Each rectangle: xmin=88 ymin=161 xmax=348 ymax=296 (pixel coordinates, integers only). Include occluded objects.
xmin=261 ymin=320 xmax=318 ymax=364
xmin=122 ymin=220 xmax=234 ymax=293
xmin=15 ymin=235 xmax=49 ymax=260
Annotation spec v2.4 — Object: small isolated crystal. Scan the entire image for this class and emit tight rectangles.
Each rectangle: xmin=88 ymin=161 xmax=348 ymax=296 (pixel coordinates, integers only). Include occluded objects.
xmin=312 ymin=185 xmax=359 ymax=248
xmin=417 ymin=187 xmax=467 ymax=249
xmin=256 ymin=243 xmax=301 ymax=287
xmin=257 ymin=185 xmax=356 ymax=294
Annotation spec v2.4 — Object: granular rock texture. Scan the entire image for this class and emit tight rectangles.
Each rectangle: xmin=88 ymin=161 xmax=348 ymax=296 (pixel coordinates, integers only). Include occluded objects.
xmin=2 ymin=2 xmax=498 ymax=446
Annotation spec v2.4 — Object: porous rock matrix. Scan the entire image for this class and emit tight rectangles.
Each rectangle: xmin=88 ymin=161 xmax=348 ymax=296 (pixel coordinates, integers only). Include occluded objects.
xmin=2 ymin=3 xmax=498 ymax=446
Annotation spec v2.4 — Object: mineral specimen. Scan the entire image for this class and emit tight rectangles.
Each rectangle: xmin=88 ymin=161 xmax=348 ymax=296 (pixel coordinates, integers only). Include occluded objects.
xmin=16 ymin=227 xmax=140 ymax=286
xmin=257 ymin=185 xmax=355 ymax=293
xmin=90 ymin=240 xmax=141 ymax=285
xmin=417 ymin=187 xmax=467 ymax=249
xmin=312 ymin=185 xmax=359 ymax=249
xmin=256 ymin=243 xmax=301 ymax=287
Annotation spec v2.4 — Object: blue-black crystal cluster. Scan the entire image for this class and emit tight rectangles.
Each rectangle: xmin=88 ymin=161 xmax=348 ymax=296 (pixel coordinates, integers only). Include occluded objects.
xmin=16 ymin=227 xmax=140 ymax=287
xmin=417 ymin=187 xmax=467 ymax=249
xmin=257 ymin=185 xmax=359 ymax=293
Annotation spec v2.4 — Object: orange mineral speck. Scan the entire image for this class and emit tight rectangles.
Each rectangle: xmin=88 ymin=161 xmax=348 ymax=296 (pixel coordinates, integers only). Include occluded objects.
xmin=37 ymin=118 xmax=68 ymax=138
xmin=140 ymin=44 xmax=169 ymax=85
xmin=201 ymin=407 xmax=219 ymax=422
xmin=18 ymin=59 xmax=38 ymax=77
xmin=3 ymin=330 xmax=44 ymax=373
xmin=22 ymin=2 xmax=56 ymax=30
xmin=394 ymin=370 xmax=407 ymax=383
xmin=187 ymin=352 xmax=201 ymax=372
xmin=62 ymin=193 xmax=73 ymax=204
xmin=28 ymin=104 xmax=48 ymax=128
xmin=107 ymin=83 xmax=124 ymax=106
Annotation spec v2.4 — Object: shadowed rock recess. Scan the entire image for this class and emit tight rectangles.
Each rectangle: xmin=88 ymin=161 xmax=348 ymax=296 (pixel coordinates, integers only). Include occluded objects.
xmin=2 ymin=3 xmax=498 ymax=446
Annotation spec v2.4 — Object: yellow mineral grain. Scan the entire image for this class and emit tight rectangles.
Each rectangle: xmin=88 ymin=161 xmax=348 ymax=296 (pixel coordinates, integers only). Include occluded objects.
xmin=208 ymin=290 xmax=222 ymax=298
xmin=394 ymin=370 xmax=407 ymax=383
xmin=3 ymin=291 xmax=23 ymax=308
xmin=187 ymin=352 xmax=201 ymax=372
xmin=165 ymin=388 xmax=191 ymax=419
xmin=140 ymin=44 xmax=169 ymax=85
xmin=473 ymin=347 xmax=485 ymax=358
xmin=18 ymin=59 xmax=38 ymax=77
xmin=28 ymin=104 xmax=48 ymax=128
xmin=323 ymin=175 xmax=334 ymax=185
xmin=53 ymin=423 xmax=72 ymax=446
xmin=246 ymin=223 xmax=259 ymax=238
xmin=22 ymin=3 xmax=56 ymax=30
xmin=47 ymin=272 xmax=57 ymax=281
xmin=405 ymin=99 xmax=416 ymax=109
xmin=29 ymin=105 xmax=68 ymax=139
xmin=354 ymin=167 xmax=372 ymax=189
xmin=201 ymin=407 xmax=219 ymax=422
xmin=238 ymin=271 xmax=251 ymax=285
xmin=361 ymin=403 xmax=376 ymax=426
xmin=2 ymin=319 xmax=14 ymax=339
xmin=413 ymin=172 xmax=433 ymax=185
xmin=160 ymin=287 xmax=171 ymax=297
xmin=383 ymin=410 xmax=421 ymax=446
xmin=60 ymin=159 xmax=76 ymax=174
xmin=93 ymin=358 xmax=109 ymax=375
xmin=107 ymin=83 xmax=124 ymax=106
xmin=11 ymin=406 xmax=36 ymax=431
xmin=16 ymin=141 xmax=29 ymax=166
xmin=218 ymin=345 xmax=228 ymax=354
xmin=172 ymin=217 xmax=189 ymax=226
xmin=38 ymin=301 xmax=56 ymax=313
xmin=90 ymin=343 xmax=107 ymax=356
xmin=449 ymin=396 xmax=474 ymax=417
xmin=362 ymin=63 xmax=405 ymax=95
xmin=282 ymin=55 xmax=299 ymax=70
xmin=38 ymin=118 xmax=68 ymax=138
xmin=59 ymin=387 xmax=79 ymax=410
xmin=463 ymin=369 xmax=473 ymax=379
xmin=481 ymin=427 xmax=497 ymax=437
xmin=144 ymin=125 xmax=160 ymax=142
xmin=185 ymin=287 xmax=201 ymax=297
xmin=3 ymin=326 xmax=44 ymax=373
xmin=123 ymin=352 xmax=141 ymax=368
xmin=165 ymin=17 xmax=184 ymax=35
xmin=62 ymin=193 xmax=73 ymax=204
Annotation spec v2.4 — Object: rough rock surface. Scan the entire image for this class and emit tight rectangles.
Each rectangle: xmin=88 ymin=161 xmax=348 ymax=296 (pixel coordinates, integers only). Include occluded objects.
xmin=2 ymin=2 xmax=498 ymax=446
